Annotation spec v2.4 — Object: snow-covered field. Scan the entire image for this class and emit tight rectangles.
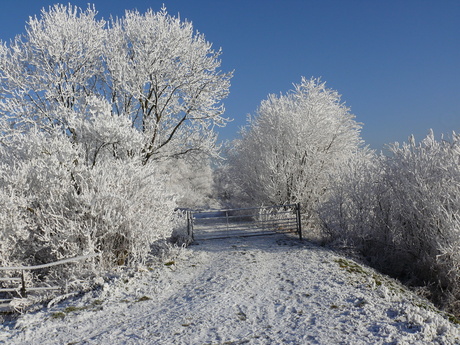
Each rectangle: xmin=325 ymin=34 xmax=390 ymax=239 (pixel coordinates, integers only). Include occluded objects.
xmin=1 ymin=234 xmax=459 ymax=344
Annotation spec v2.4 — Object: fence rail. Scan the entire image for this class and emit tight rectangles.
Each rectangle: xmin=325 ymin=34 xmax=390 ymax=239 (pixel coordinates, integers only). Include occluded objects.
xmin=0 ymin=253 xmax=99 ymax=311
xmin=188 ymin=203 xmax=302 ymax=241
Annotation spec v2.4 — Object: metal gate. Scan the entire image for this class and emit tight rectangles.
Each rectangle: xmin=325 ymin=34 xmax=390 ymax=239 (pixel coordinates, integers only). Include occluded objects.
xmin=187 ymin=203 xmax=302 ymax=241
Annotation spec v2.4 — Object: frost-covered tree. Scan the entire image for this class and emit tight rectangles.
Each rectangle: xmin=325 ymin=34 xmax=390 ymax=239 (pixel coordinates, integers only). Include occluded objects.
xmin=105 ymin=8 xmax=232 ymax=163
xmin=0 ymin=4 xmax=105 ymax=132
xmin=0 ymin=4 xmax=232 ymax=163
xmin=0 ymin=3 xmax=231 ymax=283
xmin=157 ymin=155 xmax=219 ymax=209
xmin=227 ymin=77 xmax=363 ymax=222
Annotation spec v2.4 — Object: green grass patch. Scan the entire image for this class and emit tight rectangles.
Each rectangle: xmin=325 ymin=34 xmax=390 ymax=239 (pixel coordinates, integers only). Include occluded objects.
xmin=51 ymin=312 xmax=66 ymax=319
xmin=335 ymin=257 xmax=408 ymax=295
xmin=448 ymin=314 xmax=460 ymax=325
xmin=63 ymin=306 xmax=86 ymax=313
xmin=136 ymin=296 xmax=151 ymax=302
xmin=335 ymin=258 xmax=367 ymax=275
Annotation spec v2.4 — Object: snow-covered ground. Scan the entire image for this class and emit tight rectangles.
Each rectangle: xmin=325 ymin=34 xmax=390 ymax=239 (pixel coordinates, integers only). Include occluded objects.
xmin=1 ymin=234 xmax=459 ymax=344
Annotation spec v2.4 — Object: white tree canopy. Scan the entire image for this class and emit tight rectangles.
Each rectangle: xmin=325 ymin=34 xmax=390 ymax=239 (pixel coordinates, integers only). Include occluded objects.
xmin=228 ymin=77 xmax=363 ymax=219
xmin=105 ymin=7 xmax=232 ymax=162
xmin=0 ymin=4 xmax=232 ymax=164
xmin=0 ymin=4 xmax=105 ymax=131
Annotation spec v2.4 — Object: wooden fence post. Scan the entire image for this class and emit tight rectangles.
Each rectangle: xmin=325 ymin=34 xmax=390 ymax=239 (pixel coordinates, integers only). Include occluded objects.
xmin=187 ymin=211 xmax=194 ymax=241
xmin=296 ymin=203 xmax=303 ymax=240
xmin=20 ymin=270 xmax=27 ymax=297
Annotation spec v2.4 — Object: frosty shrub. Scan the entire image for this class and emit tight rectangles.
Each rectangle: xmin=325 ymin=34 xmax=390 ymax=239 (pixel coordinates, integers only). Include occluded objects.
xmin=319 ymin=148 xmax=382 ymax=248
xmin=226 ymin=77 xmax=363 ymax=224
xmin=320 ymin=131 xmax=460 ymax=315
xmin=75 ymin=159 xmax=176 ymax=267
xmin=0 ymin=129 xmax=176 ymax=276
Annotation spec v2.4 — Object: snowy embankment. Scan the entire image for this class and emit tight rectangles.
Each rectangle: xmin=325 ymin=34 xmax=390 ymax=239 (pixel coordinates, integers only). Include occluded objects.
xmin=1 ymin=235 xmax=459 ymax=344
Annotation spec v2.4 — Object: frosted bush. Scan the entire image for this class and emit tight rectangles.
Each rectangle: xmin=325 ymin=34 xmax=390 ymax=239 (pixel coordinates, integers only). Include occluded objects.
xmin=0 ymin=129 xmax=176 ymax=283
xmin=320 ymin=131 xmax=460 ymax=315
xmin=78 ymin=159 xmax=176 ymax=267
xmin=319 ymin=148 xmax=384 ymax=249
xmin=383 ymin=132 xmax=460 ymax=310
xmin=0 ymin=130 xmax=85 ymax=266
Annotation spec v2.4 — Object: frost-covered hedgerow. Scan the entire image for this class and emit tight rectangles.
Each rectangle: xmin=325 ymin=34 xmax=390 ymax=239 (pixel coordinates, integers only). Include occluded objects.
xmin=320 ymin=131 xmax=460 ymax=315
xmin=0 ymin=128 xmax=176 ymax=275
xmin=0 ymin=3 xmax=231 ymax=287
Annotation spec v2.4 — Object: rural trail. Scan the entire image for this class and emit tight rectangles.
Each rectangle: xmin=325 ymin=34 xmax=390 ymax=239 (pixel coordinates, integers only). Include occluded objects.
xmin=2 ymin=235 xmax=459 ymax=344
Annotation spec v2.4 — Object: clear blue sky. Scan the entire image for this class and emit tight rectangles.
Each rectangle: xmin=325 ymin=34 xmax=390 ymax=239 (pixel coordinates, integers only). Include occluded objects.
xmin=1 ymin=0 xmax=458 ymax=150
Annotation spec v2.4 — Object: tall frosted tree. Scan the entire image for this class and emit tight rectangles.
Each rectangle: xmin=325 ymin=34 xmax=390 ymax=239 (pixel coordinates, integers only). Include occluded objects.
xmin=0 ymin=4 xmax=232 ymax=271
xmin=0 ymin=4 xmax=105 ymax=132
xmin=105 ymin=8 xmax=232 ymax=163
xmin=0 ymin=4 xmax=232 ymax=164
xmin=228 ymin=77 xmax=363 ymax=222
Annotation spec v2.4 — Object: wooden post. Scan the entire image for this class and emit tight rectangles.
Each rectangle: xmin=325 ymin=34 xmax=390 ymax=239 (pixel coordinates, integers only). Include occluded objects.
xmin=187 ymin=211 xmax=194 ymax=241
xmin=296 ymin=203 xmax=302 ymax=240
xmin=20 ymin=270 xmax=27 ymax=298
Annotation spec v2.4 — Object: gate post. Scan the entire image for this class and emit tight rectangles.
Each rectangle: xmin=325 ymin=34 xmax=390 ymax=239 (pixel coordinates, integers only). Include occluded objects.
xmin=187 ymin=211 xmax=194 ymax=241
xmin=296 ymin=203 xmax=302 ymax=240
xmin=20 ymin=270 xmax=27 ymax=297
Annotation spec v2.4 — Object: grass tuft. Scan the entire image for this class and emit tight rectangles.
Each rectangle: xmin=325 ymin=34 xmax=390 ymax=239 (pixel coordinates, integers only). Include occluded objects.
xmin=51 ymin=312 xmax=66 ymax=319
xmin=136 ymin=296 xmax=151 ymax=302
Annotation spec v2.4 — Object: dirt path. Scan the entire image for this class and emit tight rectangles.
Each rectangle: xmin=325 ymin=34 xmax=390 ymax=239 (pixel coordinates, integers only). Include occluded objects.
xmin=2 ymin=235 xmax=459 ymax=344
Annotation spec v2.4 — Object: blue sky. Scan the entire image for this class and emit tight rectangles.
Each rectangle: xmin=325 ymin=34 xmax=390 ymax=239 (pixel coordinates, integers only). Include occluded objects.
xmin=0 ymin=1 xmax=458 ymax=150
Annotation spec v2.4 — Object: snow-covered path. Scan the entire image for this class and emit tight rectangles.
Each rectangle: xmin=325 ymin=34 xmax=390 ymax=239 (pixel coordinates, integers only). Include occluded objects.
xmin=1 ymin=235 xmax=459 ymax=344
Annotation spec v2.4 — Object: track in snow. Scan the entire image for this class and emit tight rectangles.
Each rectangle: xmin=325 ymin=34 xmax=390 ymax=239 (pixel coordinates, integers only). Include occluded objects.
xmin=1 ymin=234 xmax=459 ymax=344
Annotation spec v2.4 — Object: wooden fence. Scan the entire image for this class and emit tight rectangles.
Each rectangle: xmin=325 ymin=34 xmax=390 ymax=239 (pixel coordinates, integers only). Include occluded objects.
xmin=188 ymin=203 xmax=302 ymax=241
xmin=0 ymin=253 xmax=99 ymax=311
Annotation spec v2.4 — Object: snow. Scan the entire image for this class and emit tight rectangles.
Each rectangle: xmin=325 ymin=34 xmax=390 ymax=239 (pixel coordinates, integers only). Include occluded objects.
xmin=1 ymin=234 xmax=459 ymax=344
